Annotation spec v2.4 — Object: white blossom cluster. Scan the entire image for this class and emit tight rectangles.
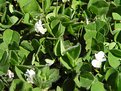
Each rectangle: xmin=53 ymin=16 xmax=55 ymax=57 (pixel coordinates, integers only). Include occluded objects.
xmin=35 ymin=19 xmax=47 ymax=34
xmin=91 ymin=51 xmax=106 ymax=68
xmin=7 ymin=69 xmax=14 ymax=79
xmin=24 ymin=69 xmax=35 ymax=84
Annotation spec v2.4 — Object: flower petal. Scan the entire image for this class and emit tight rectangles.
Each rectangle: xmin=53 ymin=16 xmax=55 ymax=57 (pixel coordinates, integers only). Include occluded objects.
xmin=95 ymin=51 xmax=106 ymax=61
xmin=91 ymin=59 xmax=102 ymax=68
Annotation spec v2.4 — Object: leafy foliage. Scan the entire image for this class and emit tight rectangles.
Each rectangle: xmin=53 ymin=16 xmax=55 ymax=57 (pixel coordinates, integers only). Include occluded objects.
xmin=0 ymin=0 xmax=121 ymax=91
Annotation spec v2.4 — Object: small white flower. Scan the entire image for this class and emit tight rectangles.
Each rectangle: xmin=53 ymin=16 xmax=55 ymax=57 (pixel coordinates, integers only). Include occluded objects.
xmin=7 ymin=70 xmax=14 ymax=78
xmin=45 ymin=59 xmax=55 ymax=66
xmin=95 ymin=51 xmax=106 ymax=62
xmin=35 ymin=20 xmax=47 ymax=34
xmin=91 ymin=59 xmax=102 ymax=68
xmin=91 ymin=51 xmax=106 ymax=68
xmin=25 ymin=69 xmax=35 ymax=84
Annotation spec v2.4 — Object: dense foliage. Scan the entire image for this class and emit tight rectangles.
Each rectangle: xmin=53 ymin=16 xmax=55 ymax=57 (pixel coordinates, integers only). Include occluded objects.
xmin=0 ymin=0 xmax=121 ymax=91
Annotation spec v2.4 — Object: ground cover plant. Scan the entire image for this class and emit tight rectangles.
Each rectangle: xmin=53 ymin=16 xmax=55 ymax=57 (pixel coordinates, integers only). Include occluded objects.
xmin=0 ymin=0 xmax=121 ymax=91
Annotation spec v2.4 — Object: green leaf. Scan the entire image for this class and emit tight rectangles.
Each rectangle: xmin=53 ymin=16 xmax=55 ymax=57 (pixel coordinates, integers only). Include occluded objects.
xmin=80 ymin=72 xmax=94 ymax=89
xmin=54 ymin=40 xmax=61 ymax=56
xmin=18 ymin=46 xmax=30 ymax=61
xmin=112 ymin=12 xmax=121 ymax=20
xmin=43 ymin=0 xmax=51 ymax=13
xmin=0 ymin=80 xmax=4 ymax=91
xmin=114 ymin=30 xmax=121 ymax=43
xmin=64 ymin=43 xmax=81 ymax=60
xmin=110 ymin=49 xmax=121 ymax=57
xmin=17 ymin=0 xmax=41 ymax=13
xmin=56 ymin=86 xmax=62 ymax=91
xmin=105 ymin=68 xmax=117 ymax=81
xmin=91 ymin=81 xmax=106 ymax=91
xmin=108 ymin=52 xmax=120 ymax=68
xmin=114 ymin=23 xmax=121 ymax=30
xmin=10 ymin=79 xmax=32 ymax=91
xmin=23 ymin=13 xmax=30 ymax=24
xmin=53 ymin=22 xmax=65 ymax=38
xmin=15 ymin=66 xmax=25 ymax=81
xmin=88 ymin=0 xmax=109 ymax=15
xmin=21 ymin=40 xmax=34 ymax=51
xmin=10 ymin=50 xmax=19 ymax=65
xmin=0 ymin=51 xmax=9 ymax=75
xmin=63 ymin=78 xmax=75 ymax=91
xmin=54 ymin=39 xmax=65 ymax=56
xmin=117 ymin=73 xmax=121 ymax=91
xmin=0 ymin=49 xmax=4 ymax=60
xmin=3 ymin=29 xmax=20 ymax=45
xmin=35 ymin=67 xmax=60 ymax=89
xmin=10 ymin=16 xmax=18 ymax=25
xmin=59 ymin=56 xmax=72 ymax=69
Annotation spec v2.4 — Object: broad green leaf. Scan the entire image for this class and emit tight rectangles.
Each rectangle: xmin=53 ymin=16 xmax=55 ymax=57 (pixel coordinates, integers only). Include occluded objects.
xmin=114 ymin=0 xmax=121 ymax=6
xmin=54 ymin=23 xmax=65 ymax=38
xmin=51 ymin=19 xmax=60 ymax=29
xmin=56 ymin=86 xmax=62 ymax=91
xmin=3 ymin=29 xmax=20 ymax=45
xmin=33 ymin=88 xmax=42 ymax=91
xmin=59 ymin=57 xmax=72 ymax=69
xmin=96 ymin=20 xmax=109 ymax=35
xmin=15 ymin=66 xmax=25 ymax=81
xmin=54 ymin=39 xmax=65 ymax=56
xmin=114 ymin=23 xmax=121 ymax=30
xmin=18 ymin=46 xmax=30 ymax=61
xmin=96 ymin=32 xmax=104 ymax=43
xmin=10 ymin=51 xmax=19 ymax=65
xmin=64 ymin=43 xmax=81 ymax=60
xmin=79 ymin=72 xmax=94 ymax=89
xmin=32 ymin=39 xmax=40 ymax=51
xmin=43 ymin=0 xmax=51 ymax=13
xmin=84 ymin=23 xmax=97 ymax=50
xmin=105 ymin=68 xmax=117 ymax=81
xmin=0 ymin=80 xmax=4 ymax=91
xmin=10 ymin=16 xmax=18 ymax=25
xmin=109 ymin=42 xmax=116 ymax=50
xmin=112 ymin=12 xmax=121 ymax=20
xmin=9 ymin=79 xmax=32 ymax=91
xmin=110 ymin=49 xmax=121 ymax=57
xmin=108 ymin=52 xmax=120 ymax=68
xmin=88 ymin=0 xmax=109 ymax=15
xmin=114 ymin=30 xmax=121 ymax=43
xmin=0 ymin=49 xmax=4 ymax=60
xmin=117 ymin=73 xmax=121 ymax=91
xmin=91 ymin=81 xmax=106 ymax=91
xmin=74 ymin=72 xmax=94 ymax=89
xmin=23 ymin=13 xmax=30 ymax=23
xmin=21 ymin=40 xmax=34 ymax=51
xmin=63 ymin=78 xmax=75 ymax=91
xmin=35 ymin=67 xmax=60 ymax=89
xmin=21 ymin=82 xmax=32 ymax=91
xmin=17 ymin=0 xmax=41 ymax=13
xmin=54 ymin=40 xmax=61 ymax=56
xmin=0 ymin=0 xmax=5 ymax=4
xmin=0 ymin=51 xmax=9 ymax=75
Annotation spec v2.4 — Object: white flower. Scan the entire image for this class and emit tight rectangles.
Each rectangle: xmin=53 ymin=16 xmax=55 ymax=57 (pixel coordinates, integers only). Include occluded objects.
xmin=35 ymin=20 xmax=47 ymax=34
xmin=95 ymin=51 xmax=106 ymax=62
xmin=91 ymin=59 xmax=102 ymax=68
xmin=25 ymin=69 xmax=35 ymax=84
xmin=45 ymin=59 xmax=55 ymax=66
xmin=7 ymin=70 xmax=14 ymax=78
xmin=91 ymin=51 xmax=106 ymax=68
